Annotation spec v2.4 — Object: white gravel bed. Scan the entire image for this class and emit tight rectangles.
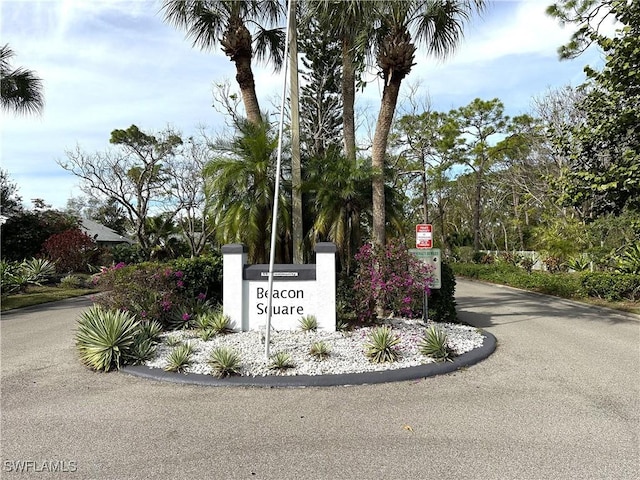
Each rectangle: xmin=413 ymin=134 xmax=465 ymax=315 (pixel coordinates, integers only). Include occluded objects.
xmin=144 ymin=319 xmax=485 ymax=377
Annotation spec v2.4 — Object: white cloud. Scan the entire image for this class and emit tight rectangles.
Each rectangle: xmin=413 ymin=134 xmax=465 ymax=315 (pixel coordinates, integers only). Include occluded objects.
xmin=0 ymin=0 xmax=608 ymax=209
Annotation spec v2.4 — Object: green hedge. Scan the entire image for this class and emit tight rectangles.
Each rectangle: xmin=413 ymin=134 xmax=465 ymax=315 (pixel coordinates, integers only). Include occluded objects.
xmin=169 ymin=254 xmax=223 ymax=305
xmin=450 ymin=263 xmax=581 ymax=299
xmin=428 ymin=263 xmax=457 ymax=322
xmin=580 ymin=273 xmax=640 ymax=301
xmin=451 ymin=262 xmax=640 ymax=302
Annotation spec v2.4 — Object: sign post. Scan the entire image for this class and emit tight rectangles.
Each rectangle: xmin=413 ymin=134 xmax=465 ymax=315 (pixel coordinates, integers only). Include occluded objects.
xmin=410 ymin=248 xmax=442 ymax=323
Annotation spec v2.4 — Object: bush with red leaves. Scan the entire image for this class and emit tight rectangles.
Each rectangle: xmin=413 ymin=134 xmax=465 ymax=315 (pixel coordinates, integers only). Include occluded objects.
xmin=42 ymin=228 xmax=101 ymax=273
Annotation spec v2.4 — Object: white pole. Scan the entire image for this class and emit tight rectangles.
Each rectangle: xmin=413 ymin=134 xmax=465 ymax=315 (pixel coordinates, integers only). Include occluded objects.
xmin=265 ymin=0 xmax=294 ymax=359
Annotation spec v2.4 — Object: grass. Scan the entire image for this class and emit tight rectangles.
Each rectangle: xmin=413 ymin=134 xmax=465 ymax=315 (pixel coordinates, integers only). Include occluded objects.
xmin=1 ymin=286 xmax=99 ymax=312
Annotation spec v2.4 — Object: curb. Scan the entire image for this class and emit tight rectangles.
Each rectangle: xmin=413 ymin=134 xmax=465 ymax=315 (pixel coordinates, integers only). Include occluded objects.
xmin=121 ymin=331 xmax=496 ymax=388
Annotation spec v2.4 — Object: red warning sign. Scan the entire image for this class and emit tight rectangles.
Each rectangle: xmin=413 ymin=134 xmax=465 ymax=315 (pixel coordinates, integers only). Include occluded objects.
xmin=416 ymin=224 xmax=433 ymax=249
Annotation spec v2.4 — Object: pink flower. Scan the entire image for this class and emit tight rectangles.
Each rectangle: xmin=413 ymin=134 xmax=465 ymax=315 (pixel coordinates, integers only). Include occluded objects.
xmin=174 ymin=271 xmax=184 ymax=279
xmin=176 ymin=280 xmax=184 ymax=288
xmin=197 ymin=293 xmax=207 ymax=301
xmin=182 ymin=313 xmax=191 ymax=322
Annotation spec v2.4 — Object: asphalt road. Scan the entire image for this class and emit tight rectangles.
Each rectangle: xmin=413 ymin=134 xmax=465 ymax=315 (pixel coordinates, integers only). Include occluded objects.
xmin=1 ymin=280 xmax=638 ymax=480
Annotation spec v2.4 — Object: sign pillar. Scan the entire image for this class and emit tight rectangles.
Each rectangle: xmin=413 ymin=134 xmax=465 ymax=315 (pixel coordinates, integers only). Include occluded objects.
xmin=222 ymin=243 xmax=248 ymax=331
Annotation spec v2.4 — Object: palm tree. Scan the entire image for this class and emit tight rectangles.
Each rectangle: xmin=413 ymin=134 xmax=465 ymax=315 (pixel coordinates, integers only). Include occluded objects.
xmin=369 ymin=0 xmax=485 ymax=247
xmin=0 ymin=44 xmax=44 ymax=115
xmin=162 ymin=0 xmax=285 ymax=126
xmin=305 ymin=149 xmax=368 ymax=274
xmin=204 ymin=119 xmax=291 ymax=264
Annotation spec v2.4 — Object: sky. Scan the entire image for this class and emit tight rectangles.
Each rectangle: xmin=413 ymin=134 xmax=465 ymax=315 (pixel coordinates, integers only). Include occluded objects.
xmin=1 ymin=0 xmax=610 ymax=210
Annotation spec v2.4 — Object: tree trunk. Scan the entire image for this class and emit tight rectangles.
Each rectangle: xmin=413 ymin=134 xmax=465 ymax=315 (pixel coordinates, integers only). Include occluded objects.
xmin=371 ymin=76 xmax=402 ymax=248
xmin=234 ymin=55 xmax=262 ymax=126
xmin=473 ymin=169 xmax=482 ymax=251
xmin=342 ymin=38 xmax=356 ymax=163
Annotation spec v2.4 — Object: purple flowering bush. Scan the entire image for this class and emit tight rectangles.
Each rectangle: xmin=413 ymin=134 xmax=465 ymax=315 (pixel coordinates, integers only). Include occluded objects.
xmin=94 ymin=262 xmax=214 ymax=330
xmin=353 ymin=241 xmax=433 ymax=324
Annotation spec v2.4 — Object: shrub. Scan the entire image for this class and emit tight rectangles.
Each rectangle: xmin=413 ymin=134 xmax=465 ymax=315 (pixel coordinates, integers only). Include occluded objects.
xmin=364 ymin=326 xmax=401 ymax=363
xmin=164 ymin=342 xmax=195 ymax=373
xmin=93 ymin=262 xmax=214 ymax=330
xmin=208 ymin=347 xmax=242 ymax=378
xmin=169 ymin=254 xmax=223 ymax=306
xmin=42 ymin=228 xmax=102 ymax=273
xmin=451 ymin=263 xmax=583 ymax=299
xmin=543 ymin=256 xmax=565 ymax=274
xmin=60 ymin=274 xmax=83 ymax=289
xmin=419 ymin=325 xmax=454 ymax=362
xmin=615 ymin=243 xmax=640 ymax=274
xmin=298 ymin=315 xmax=318 ymax=332
xmin=336 ymin=273 xmax=357 ymax=329
xmin=309 ymin=341 xmax=330 ymax=360
xmin=1 ymin=258 xmax=57 ymax=295
xmin=194 ymin=310 xmax=234 ymax=336
xmin=75 ymin=305 xmax=139 ymax=372
xmin=269 ymin=352 xmax=295 ymax=371
xmin=110 ymin=243 xmax=146 ymax=265
xmin=165 ymin=335 xmax=182 ymax=347
xmin=428 ymin=263 xmax=457 ymax=323
xmin=353 ymin=241 xmax=433 ymax=323
xmin=136 ymin=320 xmax=163 ymax=344
xmin=580 ymin=273 xmax=640 ymax=301
xmin=127 ymin=337 xmax=156 ymax=365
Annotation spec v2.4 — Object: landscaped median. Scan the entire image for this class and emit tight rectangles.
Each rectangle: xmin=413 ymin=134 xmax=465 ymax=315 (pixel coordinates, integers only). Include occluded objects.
xmin=120 ymin=321 xmax=496 ymax=387
xmin=75 ymin=304 xmax=496 ymax=387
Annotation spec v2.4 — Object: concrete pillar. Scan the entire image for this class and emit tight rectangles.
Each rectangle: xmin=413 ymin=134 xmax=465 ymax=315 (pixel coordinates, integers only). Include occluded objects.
xmin=315 ymin=242 xmax=337 ymax=331
xmin=221 ymin=244 xmax=247 ymax=331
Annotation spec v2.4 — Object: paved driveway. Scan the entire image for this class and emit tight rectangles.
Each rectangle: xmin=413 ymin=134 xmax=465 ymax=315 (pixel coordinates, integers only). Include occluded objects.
xmin=1 ymin=281 xmax=638 ymax=479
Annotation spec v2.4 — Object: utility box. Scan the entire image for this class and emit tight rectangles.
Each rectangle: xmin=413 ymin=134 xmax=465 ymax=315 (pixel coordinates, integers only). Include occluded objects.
xmin=409 ymin=248 xmax=441 ymax=289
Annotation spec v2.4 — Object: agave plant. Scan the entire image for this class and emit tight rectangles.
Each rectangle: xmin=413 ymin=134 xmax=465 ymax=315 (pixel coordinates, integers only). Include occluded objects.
xmin=127 ymin=337 xmax=157 ymax=365
xmin=269 ymin=351 xmax=295 ymax=371
xmin=208 ymin=346 xmax=242 ymax=378
xmin=364 ymin=326 xmax=401 ymax=363
xmin=21 ymin=258 xmax=57 ymax=283
xmin=75 ymin=305 xmax=139 ymax=372
xmin=298 ymin=314 xmax=318 ymax=332
xmin=164 ymin=334 xmax=183 ymax=347
xmin=164 ymin=342 xmax=195 ymax=373
xmin=309 ymin=341 xmax=330 ymax=360
xmin=419 ymin=325 xmax=454 ymax=362
xmin=616 ymin=243 xmax=640 ymax=274
xmin=136 ymin=320 xmax=163 ymax=343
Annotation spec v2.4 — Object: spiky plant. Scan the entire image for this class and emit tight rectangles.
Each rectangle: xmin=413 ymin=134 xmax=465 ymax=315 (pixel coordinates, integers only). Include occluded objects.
xmin=127 ymin=337 xmax=157 ymax=365
xmin=21 ymin=258 xmax=56 ymax=284
xmin=419 ymin=325 xmax=454 ymax=362
xmin=298 ymin=314 xmax=318 ymax=332
xmin=164 ymin=334 xmax=183 ymax=347
xmin=209 ymin=310 xmax=234 ymax=335
xmin=75 ymin=305 xmax=139 ymax=372
xmin=164 ymin=342 xmax=195 ymax=373
xmin=269 ymin=351 xmax=295 ymax=371
xmin=198 ymin=328 xmax=216 ymax=341
xmin=60 ymin=274 xmax=83 ymax=289
xmin=364 ymin=325 xmax=401 ymax=363
xmin=136 ymin=320 xmax=163 ymax=344
xmin=208 ymin=346 xmax=242 ymax=378
xmin=193 ymin=312 xmax=212 ymax=331
xmin=309 ymin=341 xmax=330 ymax=360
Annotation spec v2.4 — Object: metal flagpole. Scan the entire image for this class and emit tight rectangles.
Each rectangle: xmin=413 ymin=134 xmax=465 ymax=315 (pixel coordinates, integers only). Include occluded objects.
xmin=265 ymin=0 xmax=294 ymax=359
